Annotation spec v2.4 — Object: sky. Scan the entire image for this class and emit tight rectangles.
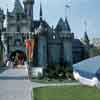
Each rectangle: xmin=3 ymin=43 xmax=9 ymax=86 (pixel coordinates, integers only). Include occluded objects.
xmin=0 ymin=0 xmax=100 ymax=39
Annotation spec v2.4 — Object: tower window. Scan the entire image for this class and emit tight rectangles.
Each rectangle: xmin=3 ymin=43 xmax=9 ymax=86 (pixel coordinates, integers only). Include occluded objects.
xmin=53 ymin=35 xmax=56 ymax=40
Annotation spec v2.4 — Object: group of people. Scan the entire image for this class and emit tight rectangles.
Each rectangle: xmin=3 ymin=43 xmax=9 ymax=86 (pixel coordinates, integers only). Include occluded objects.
xmin=14 ymin=53 xmax=24 ymax=65
xmin=6 ymin=53 xmax=25 ymax=68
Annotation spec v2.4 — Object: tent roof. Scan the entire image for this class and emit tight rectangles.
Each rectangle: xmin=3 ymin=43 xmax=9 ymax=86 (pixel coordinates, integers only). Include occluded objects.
xmin=73 ymin=56 xmax=100 ymax=74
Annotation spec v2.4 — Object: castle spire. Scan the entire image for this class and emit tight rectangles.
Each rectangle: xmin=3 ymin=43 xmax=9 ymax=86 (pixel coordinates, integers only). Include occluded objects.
xmin=40 ymin=2 xmax=43 ymax=21
xmin=83 ymin=21 xmax=90 ymax=45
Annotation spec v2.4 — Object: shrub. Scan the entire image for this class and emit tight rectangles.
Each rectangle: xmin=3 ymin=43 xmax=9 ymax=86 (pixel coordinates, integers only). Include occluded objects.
xmin=45 ymin=62 xmax=73 ymax=79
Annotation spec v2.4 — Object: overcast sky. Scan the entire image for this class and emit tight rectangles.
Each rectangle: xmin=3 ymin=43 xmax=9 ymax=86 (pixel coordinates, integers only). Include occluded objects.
xmin=0 ymin=0 xmax=100 ymax=39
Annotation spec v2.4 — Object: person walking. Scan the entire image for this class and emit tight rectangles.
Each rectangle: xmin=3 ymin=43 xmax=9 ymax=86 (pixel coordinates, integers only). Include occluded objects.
xmin=6 ymin=59 xmax=11 ymax=68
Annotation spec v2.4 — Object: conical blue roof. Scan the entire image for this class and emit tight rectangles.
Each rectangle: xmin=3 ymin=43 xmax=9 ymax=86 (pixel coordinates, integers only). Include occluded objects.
xmin=55 ymin=18 xmax=66 ymax=32
xmin=55 ymin=17 xmax=71 ymax=33
xmin=65 ymin=18 xmax=71 ymax=32
xmin=12 ymin=0 xmax=24 ymax=14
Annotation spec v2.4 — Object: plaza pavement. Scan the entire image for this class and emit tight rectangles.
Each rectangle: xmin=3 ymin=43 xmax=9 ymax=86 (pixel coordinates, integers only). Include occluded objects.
xmin=0 ymin=65 xmax=80 ymax=100
xmin=0 ymin=67 xmax=32 ymax=100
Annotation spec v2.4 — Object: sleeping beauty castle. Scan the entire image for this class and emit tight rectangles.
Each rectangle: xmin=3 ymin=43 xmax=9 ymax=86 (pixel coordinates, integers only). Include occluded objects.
xmin=0 ymin=0 xmax=90 ymax=67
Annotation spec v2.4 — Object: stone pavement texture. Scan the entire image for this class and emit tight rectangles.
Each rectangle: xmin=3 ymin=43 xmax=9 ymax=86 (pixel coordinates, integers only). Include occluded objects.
xmin=0 ymin=68 xmax=32 ymax=100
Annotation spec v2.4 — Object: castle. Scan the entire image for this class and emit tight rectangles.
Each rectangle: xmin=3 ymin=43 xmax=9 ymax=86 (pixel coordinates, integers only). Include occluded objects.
xmin=0 ymin=0 xmax=89 ymax=67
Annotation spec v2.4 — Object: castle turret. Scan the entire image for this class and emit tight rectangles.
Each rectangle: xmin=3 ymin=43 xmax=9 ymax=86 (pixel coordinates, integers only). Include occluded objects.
xmin=7 ymin=0 xmax=25 ymax=32
xmin=55 ymin=17 xmax=73 ymax=65
xmin=23 ymin=0 xmax=34 ymax=20
xmin=7 ymin=0 xmax=31 ymax=32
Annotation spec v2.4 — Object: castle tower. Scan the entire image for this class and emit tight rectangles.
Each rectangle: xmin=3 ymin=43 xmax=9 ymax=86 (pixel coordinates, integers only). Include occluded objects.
xmin=55 ymin=17 xmax=73 ymax=65
xmin=7 ymin=0 xmax=25 ymax=32
xmin=7 ymin=0 xmax=32 ymax=32
xmin=36 ymin=22 xmax=47 ymax=67
xmin=23 ymin=0 xmax=34 ymax=20
xmin=62 ymin=18 xmax=73 ymax=65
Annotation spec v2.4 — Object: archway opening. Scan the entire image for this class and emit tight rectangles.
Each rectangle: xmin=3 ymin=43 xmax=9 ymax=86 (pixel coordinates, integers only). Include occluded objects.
xmin=10 ymin=50 xmax=26 ymax=66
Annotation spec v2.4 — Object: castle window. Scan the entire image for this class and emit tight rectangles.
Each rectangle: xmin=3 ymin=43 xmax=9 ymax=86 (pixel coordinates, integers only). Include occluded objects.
xmin=53 ymin=35 xmax=56 ymax=40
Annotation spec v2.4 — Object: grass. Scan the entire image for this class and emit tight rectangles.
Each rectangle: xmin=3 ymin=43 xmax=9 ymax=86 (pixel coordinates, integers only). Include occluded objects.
xmin=33 ymin=85 xmax=100 ymax=100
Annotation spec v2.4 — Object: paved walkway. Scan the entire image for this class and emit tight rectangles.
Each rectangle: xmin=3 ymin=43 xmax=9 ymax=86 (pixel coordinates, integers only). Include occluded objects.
xmin=0 ymin=68 xmax=32 ymax=100
xmin=32 ymin=82 xmax=80 ymax=88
